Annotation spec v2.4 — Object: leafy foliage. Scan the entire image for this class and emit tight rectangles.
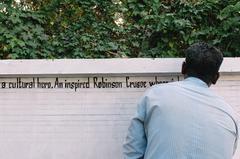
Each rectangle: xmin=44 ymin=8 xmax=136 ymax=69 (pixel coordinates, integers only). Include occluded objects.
xmin=0 ymin=2 xmax=51 ymax=58
xmin=0 ymin=0 xmax=240 ymax=59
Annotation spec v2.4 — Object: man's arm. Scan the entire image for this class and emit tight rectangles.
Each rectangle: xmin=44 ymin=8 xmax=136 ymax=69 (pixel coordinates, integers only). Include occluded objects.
xmin=123 ymin=96 xmax=147 ymax=159
xmin=233 ymin=122 xmax=239 ymax=156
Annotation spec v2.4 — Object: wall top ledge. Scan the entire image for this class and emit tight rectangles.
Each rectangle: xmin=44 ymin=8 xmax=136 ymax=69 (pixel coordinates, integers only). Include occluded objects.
xmin=0 ymin=58 xmax=239 ymax=77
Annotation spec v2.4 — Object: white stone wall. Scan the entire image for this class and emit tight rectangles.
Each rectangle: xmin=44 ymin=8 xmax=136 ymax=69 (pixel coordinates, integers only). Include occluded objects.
xmin=0 ymin=59 xmax=239 ymax=159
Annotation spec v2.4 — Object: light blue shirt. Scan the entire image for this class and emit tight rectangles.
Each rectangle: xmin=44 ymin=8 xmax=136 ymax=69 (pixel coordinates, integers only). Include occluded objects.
xmin=123 ymin=77 xmax=238 ymax=159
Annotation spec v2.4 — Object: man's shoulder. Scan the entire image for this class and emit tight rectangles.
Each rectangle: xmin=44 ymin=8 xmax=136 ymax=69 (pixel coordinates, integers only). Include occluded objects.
xmin=215 ymin=95 xmax=236 ymax=115
xmin=145 ymin=81 xmax=181 ymax=96
xmin=149 ymin=81 xmax=182 ymax=90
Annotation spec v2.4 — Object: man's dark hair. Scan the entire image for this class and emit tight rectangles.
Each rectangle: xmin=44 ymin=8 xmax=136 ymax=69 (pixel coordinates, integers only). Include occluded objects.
xmin=184 ymin=42 xmax=223 ymax=83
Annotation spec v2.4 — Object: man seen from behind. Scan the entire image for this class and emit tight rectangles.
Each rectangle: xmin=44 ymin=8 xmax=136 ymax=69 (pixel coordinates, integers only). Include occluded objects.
xmin=123 ymin=42 xmax=238 ymax=159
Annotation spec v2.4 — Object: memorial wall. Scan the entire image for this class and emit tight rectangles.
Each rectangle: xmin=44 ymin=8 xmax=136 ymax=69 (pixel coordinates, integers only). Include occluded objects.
xmin=0 ymin=59 xmax=239 ymax=159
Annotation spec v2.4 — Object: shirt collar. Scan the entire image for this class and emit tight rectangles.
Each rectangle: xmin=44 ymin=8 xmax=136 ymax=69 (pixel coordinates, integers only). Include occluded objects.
xmin=184 ymin=77 xmax=209 ymax=88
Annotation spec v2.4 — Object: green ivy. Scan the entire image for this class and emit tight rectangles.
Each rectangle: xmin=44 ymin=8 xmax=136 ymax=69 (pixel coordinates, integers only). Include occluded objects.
xmin=0 ymin=0 xmax=240 ymax=59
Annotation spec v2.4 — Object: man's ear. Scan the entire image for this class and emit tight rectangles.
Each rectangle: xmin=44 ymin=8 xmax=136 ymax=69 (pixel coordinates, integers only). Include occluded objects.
xmin=211 ymin=72 xmax=220 ymax=85
xmin=181 ymin=61 xmax=187 ymax=75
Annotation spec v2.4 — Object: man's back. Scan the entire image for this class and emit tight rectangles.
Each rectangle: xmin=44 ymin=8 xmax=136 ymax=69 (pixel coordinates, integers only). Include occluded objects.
xmin=123 ymin=77 xmax=238 ymax=159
